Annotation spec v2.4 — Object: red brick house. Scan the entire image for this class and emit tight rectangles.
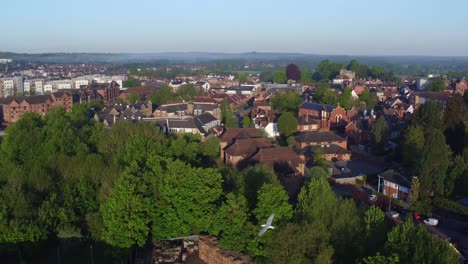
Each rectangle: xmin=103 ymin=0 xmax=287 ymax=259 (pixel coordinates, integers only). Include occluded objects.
xmin=223 ymin=137 xmax=273 ymax=167
xmin=295 ymin=131 xmax=347 ymax=149
xmin=119 ymin=86 xmax=154 ymax=103
xmin=296 ymin=131 xmax=350 ymax=163
xmin=1 ymin=92 xmax=73 ymax=124
xmin=378 ymin=170 xmax=411 ymax=201
xmin=91 ymin=81 xmax=120 ymax=106
xmin=297 ymin=103 xmax=348 ymax=132
xmin=218 ymin=128 xmax=262 ymax=161
xmin=345 ymin=121 xmax=371 ymax=145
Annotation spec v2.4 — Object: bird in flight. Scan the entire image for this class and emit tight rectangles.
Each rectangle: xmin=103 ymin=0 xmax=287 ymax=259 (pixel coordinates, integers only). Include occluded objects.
xmin=258 ymin=213 xmax=275 ymax=236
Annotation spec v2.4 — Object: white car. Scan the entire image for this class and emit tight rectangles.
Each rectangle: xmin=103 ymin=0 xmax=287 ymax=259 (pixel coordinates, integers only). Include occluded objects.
xmin=423 ymin=218 xmax=439 ymax=226
xmin=386 ymin=210 xmax=400 ymax=219
xmin=368 ymin=194 xmax=378 ymax=202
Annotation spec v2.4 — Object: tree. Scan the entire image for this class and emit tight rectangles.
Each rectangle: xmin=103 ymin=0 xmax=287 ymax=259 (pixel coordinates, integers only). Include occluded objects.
xmin=306 ymin=166 xmax=329 ymax=182
xmin=409 ymin=177 xmax=420 ymax=206
xmin=338 ymin=87 xmax=356 ymax=109
xmin=149 ymin=86 xmax=180 ymax=107
xmin=265 ymin=223 xmax=333 ymax=264
xmin=152 ymin=159 xmax=223 ymax=240
xmin=370 ymin=66 xmax=385 ymax=79
xmin=371 ymin=116 xmax=389 ymax=153
xmin=314 ymin=60 xmax=342 ymax=81
xmin=401 ymin=125 xmax=425 ymax=172
xmin=242 ymin=116 xmax=254 ymax=128
xmin=215 ymin=193 xmax=250 ymax=252
xmin=300 ymin=68 xmax=312 ymax=84
xmin=361 ymin=253 xmax=399 ymax=264
xmin=220 ymin=99 xmax=237 ymax=128
xmin=253 ymin=183 xmax=293 ymax=226
xmin=312 ymin=148 xmax=328 ymax=169
xmin=269 ymin=91 xmax=304 ymax=113
xmin=273 ymin=69 xmax=287 ymax=84
xmin=428 ymin=77 xmax=446 ymax=92
xmin=412 ymin=101 xmax=444 ymax=131
xmin=363 ymin=206 xmax=387 ymax=256
xmin=385 ymin=219 xmax=459 ymax=263
xmin=360 ymin=90 xmax=379 ymax=108
xmin=297 ymin=177 xmax=361 ymax=263
xmin=261 ymin=71 xmax=274 ymax=82
xmin=286 ymin=64 xmax=301 ymax=81
xmin=123 ymin=76 xmax=141 ymax=88
xmin=277 ymin=112 xmax=298 ymax=137
xmin=444 ymin=94 xmax=465 ymax=155
xmin=236 ymin=72 xmax=248 ymax=84
xmin=126 ymin=92 xmax=140 ymax=104
xmin=240 ymin=164 xmax=278 ymax=211
xmin=100 ymin=173 xmax=151 ymax=248
xmin=417 ymin=128 xmax=451 ymax=212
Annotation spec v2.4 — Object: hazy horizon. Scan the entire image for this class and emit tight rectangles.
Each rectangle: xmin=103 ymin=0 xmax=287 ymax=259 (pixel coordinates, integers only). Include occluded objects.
xmin=2 ymin=0 xmax=468 ymax=56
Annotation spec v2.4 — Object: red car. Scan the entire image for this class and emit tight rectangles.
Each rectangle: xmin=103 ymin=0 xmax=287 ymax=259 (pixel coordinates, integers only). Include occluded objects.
xmin=413 ymin=212 xmax=421 ymax=220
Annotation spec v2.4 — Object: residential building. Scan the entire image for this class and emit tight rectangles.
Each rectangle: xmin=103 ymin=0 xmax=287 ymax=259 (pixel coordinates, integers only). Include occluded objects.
xmin=1 ymin=92 xmax=73 ymax=123
xmin=378 ymin=170 xmax=412 ymax=201
xmin=153 ymin=101 xmax=221 ymax=120
xmin=155 ymin=112 xmax=221 ymax=139
xmin=223 ymin=137 xmax=273 ymax=167
xmin=0 ymin=76 xmax=23 ymax=97
xmin=218 ymin=128 xmax=262 ymax=161
xmin=297 ymin=103 xmax=348 ymax=132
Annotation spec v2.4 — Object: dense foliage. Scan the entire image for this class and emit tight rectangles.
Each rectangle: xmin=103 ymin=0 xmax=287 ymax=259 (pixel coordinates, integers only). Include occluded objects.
xmin=0 ymin=102 xmax=462 ymax=263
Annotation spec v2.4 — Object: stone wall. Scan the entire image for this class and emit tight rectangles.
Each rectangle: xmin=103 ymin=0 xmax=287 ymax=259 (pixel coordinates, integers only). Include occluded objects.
xmin=198 ymin=235 xmax=254 ymax=264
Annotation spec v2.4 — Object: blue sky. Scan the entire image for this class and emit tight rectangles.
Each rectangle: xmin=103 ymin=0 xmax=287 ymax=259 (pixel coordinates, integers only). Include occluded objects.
xmin=2 ymin=0 xmax=468 ymax=55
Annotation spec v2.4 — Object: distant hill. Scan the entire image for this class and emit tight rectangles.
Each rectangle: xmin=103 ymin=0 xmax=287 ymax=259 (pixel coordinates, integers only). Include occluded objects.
xmin=1 ymin=51 xmax=468 ymax=65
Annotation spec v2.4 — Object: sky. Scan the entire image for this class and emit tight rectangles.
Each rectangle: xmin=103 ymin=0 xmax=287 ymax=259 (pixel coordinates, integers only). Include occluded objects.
xmin=1 ymin=0 xmax=468 ymax=56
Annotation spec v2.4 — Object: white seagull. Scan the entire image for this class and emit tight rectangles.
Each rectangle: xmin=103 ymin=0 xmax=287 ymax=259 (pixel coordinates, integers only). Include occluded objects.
xmin=258 ymin=213 xmax=275 ymax=236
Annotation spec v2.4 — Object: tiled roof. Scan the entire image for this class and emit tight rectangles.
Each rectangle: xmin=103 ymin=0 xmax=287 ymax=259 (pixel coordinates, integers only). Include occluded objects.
xmin=224 ymin=138 xmax=273 ymax=157
xmin=296 ymin=131 xmax=345 ymax=143
xmin=299 ymin=102 xmax=336 ymax=112
xmin=219 ymin=128 xmax=262 ymax=142
xmin=378 ymin=170 xmax=411 ymax=188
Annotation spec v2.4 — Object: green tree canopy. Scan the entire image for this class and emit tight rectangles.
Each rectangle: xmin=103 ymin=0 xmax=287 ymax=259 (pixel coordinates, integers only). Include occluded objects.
xmin=428 ymin=77 xmax=446 ymax=92
xmin=277 ymin=112 xmax=298 ymax=137
xmin=242 ymin=116 xmax=255 ymax=128
xmin=269 ymin=91 xmax=304 ymax=113
xmin=371 ymin=116 xmax=389 ymax=153
xmin=253 ymin=183 xmax=293 ymax=226
xmin=123 ymin=76 xmax=142 ymax=88
xmin=126 ymin=92 xmax=140 ymax=104
xmin=273 ymin=69 xmax=287 ymax=84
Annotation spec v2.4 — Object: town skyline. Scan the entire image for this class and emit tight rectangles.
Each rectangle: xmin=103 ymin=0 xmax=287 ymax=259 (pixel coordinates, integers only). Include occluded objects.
xmin=2 ymin=0 xmax=468 ymax=56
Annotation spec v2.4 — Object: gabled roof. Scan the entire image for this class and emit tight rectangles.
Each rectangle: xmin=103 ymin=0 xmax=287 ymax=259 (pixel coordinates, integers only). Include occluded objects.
xmin=296 ymin=131 xmax=346 ymax=143
xmin=219 ymin=128 xmax=262 ymax=142
xmin=224 ymin=138 xmax=273 ymax=157
xmin=195 ymin=112 xmax=217 ymax=125
xmin=299 ymin=102 xmax=336 ymax=113
xmin=378 ymin=170 xmax=411 ymax=188
xmin=248 ymin=147 xmax=304 ymax=175
xmin=300 ymin=144 xmax=351 ymax=156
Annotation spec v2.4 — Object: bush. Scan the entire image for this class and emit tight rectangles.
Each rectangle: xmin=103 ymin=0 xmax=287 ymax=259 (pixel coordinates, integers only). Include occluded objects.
xmin=434 ymin=198 xmax=468 ymax=217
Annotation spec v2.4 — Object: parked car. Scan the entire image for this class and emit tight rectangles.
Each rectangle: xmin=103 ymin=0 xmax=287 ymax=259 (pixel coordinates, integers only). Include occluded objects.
xmin=423 ymin=218 xmax=439 ymax=226
xmin=386 ymin=210 xmax=400 ymax=219
xmin=413 ymin=212 xmax=421 ymax=220
xmin=368 ymin=194 xmax=378 ymax=202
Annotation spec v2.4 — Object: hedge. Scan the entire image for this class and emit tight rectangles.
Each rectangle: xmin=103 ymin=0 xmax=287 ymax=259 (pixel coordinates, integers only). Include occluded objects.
xmin=434 ymin=198 xmax=468 ymax=217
